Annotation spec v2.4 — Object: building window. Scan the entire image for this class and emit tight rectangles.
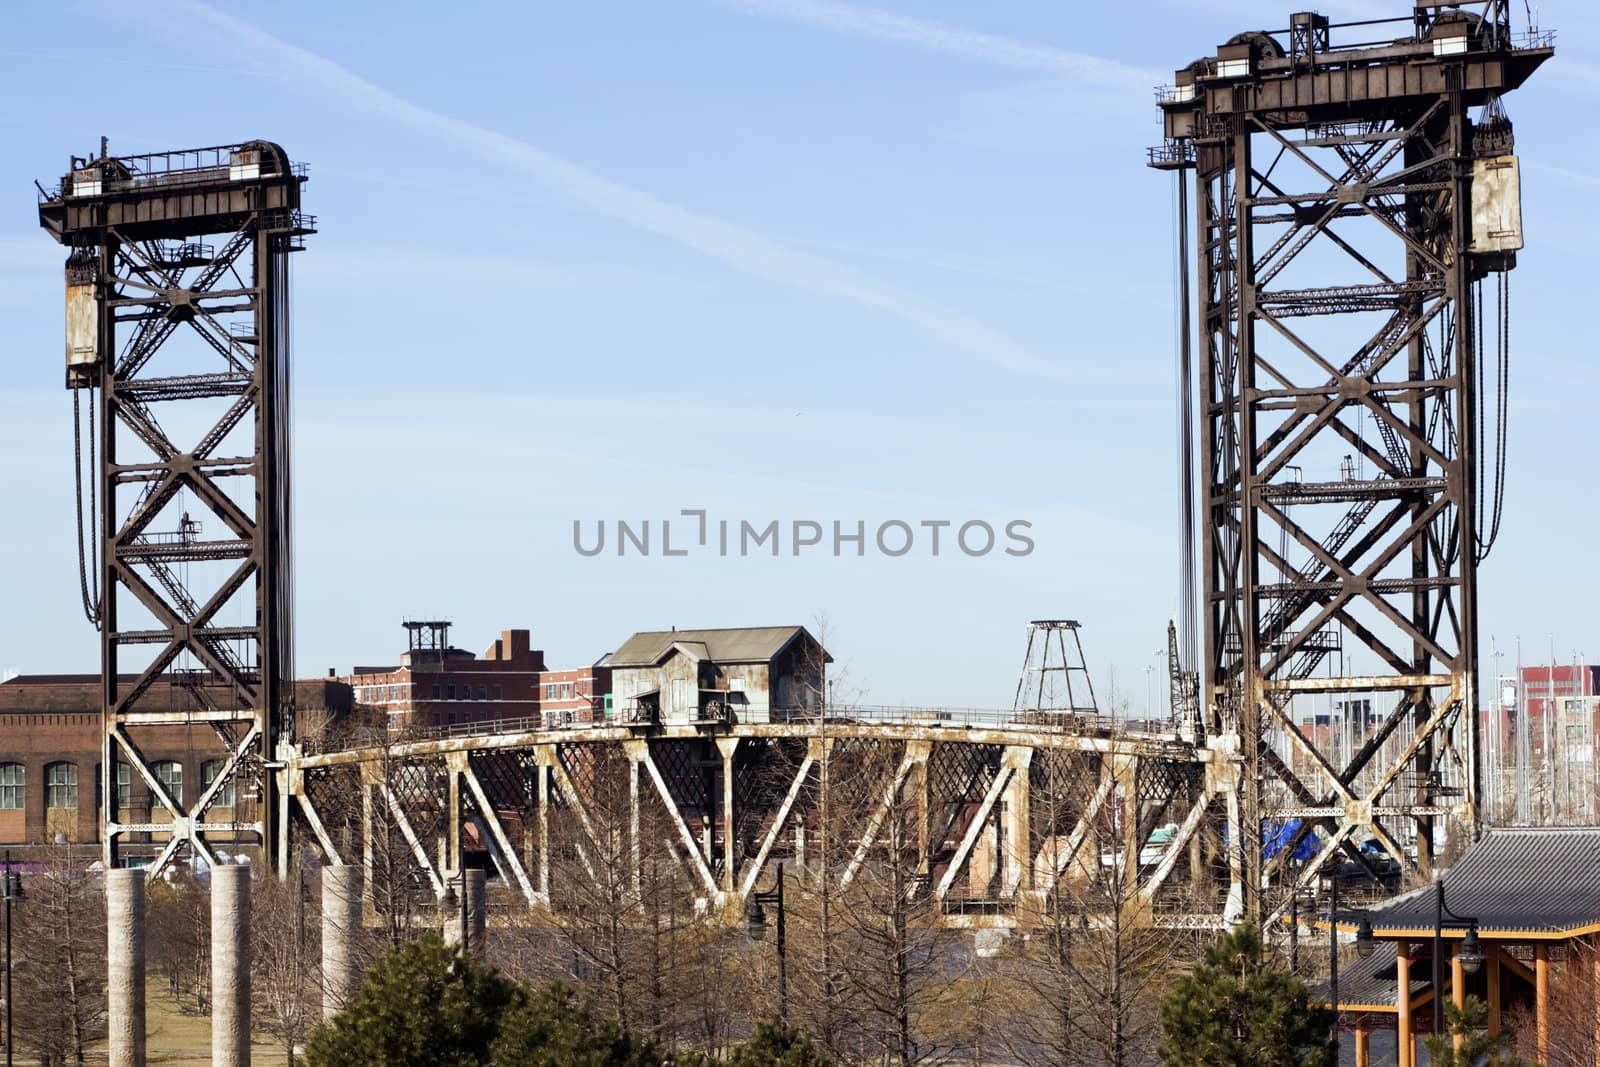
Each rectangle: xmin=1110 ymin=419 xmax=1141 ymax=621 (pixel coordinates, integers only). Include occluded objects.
xmin=432 ymin=683 xmax=441 ymax=700
xmin=492 ymin=684 xmax=502 ymax=700
xmin=46 ymin=763 xmax=78 ymax=810
xmin=477 ymin=685 xmax=487 ymax=700
xmin=116 ymin=762 xmax=131 ymax=811
xmin=200 ymin=760 xmax=236 ymax=807
xmin=447 ymin=684 xmax=456 ymax=700
xmin=0 ymin=765 xmax=22 ymax=810
xmin=154 ymin=761 xmax=184 ymax=806
xmin=546 ymin=683 xmax=556 ymax=700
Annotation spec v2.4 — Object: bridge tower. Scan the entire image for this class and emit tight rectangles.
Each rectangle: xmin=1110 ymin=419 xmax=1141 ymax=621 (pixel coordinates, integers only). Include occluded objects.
xmin=39 ymin=141 xmax=313 ymax=875
xmin=1151 ymin=5 xmax=1550 ymax=920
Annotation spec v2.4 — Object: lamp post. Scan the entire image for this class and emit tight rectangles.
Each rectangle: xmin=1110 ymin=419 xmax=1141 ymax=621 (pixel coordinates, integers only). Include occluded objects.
xmin=746 ymin=863 xmax=787 ymax=1023
xmin=1327 ymin=873 xmax=1340 ymax=1060
xmin=3 ymin=850 xmax=22 ymax=1067
xmin=1429 ymin=877 xmax=1483 ymax=1035
xmin=1358 ymin=880 xmax=1483 ymax=1035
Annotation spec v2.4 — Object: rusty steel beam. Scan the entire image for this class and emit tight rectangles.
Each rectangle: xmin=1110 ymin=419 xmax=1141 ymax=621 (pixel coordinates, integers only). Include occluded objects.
xmin=40 ymin=140 xmax=312 ymax=878
xmin=1153 ymin=4 xmax=1549 ymax=920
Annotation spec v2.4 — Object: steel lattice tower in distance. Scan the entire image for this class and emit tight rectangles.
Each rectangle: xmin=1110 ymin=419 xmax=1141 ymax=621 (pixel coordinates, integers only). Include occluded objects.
xmin=1151 ymin=5 xmax=1550 ymax=921
xmin=1013 ymin=620 xmax=1100 ymax=718
xmin=38 ymin=141 xmax=313 ymax=876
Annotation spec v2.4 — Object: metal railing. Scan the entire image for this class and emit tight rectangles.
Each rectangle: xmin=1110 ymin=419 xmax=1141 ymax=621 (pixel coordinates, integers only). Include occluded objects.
xmin=300 ymin=701 xmax=1200 ymax=755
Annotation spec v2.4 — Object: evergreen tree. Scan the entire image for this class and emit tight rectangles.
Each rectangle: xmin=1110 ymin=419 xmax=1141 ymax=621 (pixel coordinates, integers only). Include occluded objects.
xmin=1158 ymin=924 xmax=1334 ymax=1067
xmin=725 ymin=1019 xmax=832 ymax=1066
xmin=489 ymin=982 xmax=663 ymax=1067
xmin=306 ymin=934 xmax=524 ymax=1067
xmin=1420 ymin=997 xmax=1529 ymax=1067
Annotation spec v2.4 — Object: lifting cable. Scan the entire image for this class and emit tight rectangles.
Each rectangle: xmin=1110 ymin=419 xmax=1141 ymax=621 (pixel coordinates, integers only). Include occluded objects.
xmin=72 ymin=387 xmax=101 ymax=628
xmin=1474 ymin=270 xmax=1511 ymax=563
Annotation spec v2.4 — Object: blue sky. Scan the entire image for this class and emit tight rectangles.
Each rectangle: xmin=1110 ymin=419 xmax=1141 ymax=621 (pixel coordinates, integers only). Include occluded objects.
xmin=1 ymin=0 xmax=1596 ymax=711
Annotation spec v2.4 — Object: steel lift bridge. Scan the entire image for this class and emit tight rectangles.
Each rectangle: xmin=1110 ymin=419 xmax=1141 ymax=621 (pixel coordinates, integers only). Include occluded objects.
xmin=281 ymin=621 xmax=1224 ymax=930
xmin=39 ymin=141 xmax=313 ymax=875
xmin=1151 ymin=2 xmax=1550 ymax=923
xmin=37 ymin=144 xmax=1222 ymax=923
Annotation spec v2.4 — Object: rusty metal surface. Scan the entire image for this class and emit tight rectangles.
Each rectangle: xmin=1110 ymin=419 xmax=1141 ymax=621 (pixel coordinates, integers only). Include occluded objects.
xmin=1150 ymin=2 xmax=1549 ymax=923
xmin=39 ymin=139 xmax=313 ymax=878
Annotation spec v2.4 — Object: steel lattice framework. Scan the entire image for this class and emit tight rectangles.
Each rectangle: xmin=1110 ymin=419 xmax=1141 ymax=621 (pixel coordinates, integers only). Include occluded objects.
xmin=39 ymin=141 xmax=313 ymax=875
xmin=1151 ymin=4 xmax=1551 ymax=921
xmin=282 ymin=714 xmax=1222 ymax=929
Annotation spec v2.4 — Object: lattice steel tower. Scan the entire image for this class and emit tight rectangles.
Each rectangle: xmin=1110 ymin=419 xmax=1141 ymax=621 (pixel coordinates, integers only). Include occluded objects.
xmin=1151 ymin=5 xmax=1550 ymax=920
xmin=39 ymin=141 xmax=313 ymax=875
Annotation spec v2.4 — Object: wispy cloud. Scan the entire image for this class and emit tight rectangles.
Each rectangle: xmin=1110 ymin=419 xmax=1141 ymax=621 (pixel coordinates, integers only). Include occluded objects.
xmin=1524 ymin=160 xmax=1600 ymax=188
xmin=719 ymin=0 xmax=1157 ymax=88
xmin=148 ymin=2 xmax=1063 ymax=380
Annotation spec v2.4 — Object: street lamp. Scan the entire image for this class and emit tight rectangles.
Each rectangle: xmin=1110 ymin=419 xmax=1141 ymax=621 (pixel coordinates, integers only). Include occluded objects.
xmin=746 ymin=863 xmax=787 ymax=1023
xmin=3 ymin=850 xmax=23 ymax=1067
xmin=1351 ymin=883 xmax=1481 ymax=1036
xmin=1429 ymin=877 xmax=1481 ymax=1035
xmin=1290 ymin=871 xmax=1343 ymax=1056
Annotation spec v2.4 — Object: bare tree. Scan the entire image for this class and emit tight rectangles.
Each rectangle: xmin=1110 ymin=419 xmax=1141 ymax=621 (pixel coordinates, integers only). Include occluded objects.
xmin=253 ymin=863 xmax=319 ymax=1065
xmin=145 ymin=871 xmax=210 ymax=1014
xmin=11 ymin=843 xmax=106 ymax=1067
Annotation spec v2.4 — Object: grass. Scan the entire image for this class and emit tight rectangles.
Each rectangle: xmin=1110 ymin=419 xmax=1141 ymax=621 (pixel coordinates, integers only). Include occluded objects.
xmin=57 ymin=980 xmax=295 ymax=1065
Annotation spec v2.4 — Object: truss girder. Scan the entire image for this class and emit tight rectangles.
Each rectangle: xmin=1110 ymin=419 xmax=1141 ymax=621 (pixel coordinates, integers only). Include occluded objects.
xmin=43 ymin=147 xmax=312 ymax=879
xmin=1183 ymin=62 xmax=1509 ymax=921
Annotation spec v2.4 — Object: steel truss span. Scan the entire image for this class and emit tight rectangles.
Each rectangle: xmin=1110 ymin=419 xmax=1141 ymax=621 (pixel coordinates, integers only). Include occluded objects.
xmin=282 ymin=717 xmax=1230 ymax=930
xmin=39 ymin=141 xmax=314 ymax=876
xmin=1152 ymin=3 xmax=1550 ymax=922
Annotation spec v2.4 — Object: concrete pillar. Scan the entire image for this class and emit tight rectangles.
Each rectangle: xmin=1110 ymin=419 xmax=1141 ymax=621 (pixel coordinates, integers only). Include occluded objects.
xmin=464 ymin=869 xmax=486 ymax=955
xmin=1396 ymin=941 xmax=1412 ymax=1067
xmin=717 ymin=738 xmax=738 ymax=893
xmin=106 ymin=868 xmax=146 ymax=1067
xmin=321 ymin=866 xmax=362 ymax=1021
xmin=211 ymin=864 xmax=251 ymax=1067
xmin=441 ymin=884 xmax=464 ymax=947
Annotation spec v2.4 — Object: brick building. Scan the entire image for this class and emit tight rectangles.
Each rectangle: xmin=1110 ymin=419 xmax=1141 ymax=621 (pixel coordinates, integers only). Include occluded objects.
xmin=0 ymin=674 xmax=351 ymax=854
xmin=539 ymin=662 xmax=614 ymax=726
xmin=339 ymin=622 xmax=612 ymax=733
xmin=339 ymin=622 xmax=544 ymax=733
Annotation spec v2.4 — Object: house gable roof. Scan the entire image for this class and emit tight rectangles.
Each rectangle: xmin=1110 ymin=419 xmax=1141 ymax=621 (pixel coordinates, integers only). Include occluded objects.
xmin=608 ymin=626 xmax=829 ymax=669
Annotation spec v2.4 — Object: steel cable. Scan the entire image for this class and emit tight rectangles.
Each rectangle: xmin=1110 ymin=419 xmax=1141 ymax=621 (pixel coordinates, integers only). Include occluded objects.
xmin=72 ymin=388 xmax=102 ymax=627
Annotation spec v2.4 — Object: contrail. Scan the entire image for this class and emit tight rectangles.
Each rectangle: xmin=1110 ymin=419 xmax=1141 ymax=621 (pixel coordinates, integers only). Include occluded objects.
xmin=157 ymin=2 xmax=1066 ymax=380
xmin=718 ymin=0 xmax=1158 ymax=88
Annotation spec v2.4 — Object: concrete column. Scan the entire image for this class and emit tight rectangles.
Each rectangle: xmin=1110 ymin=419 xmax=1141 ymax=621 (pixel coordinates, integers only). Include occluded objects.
xmin=321 ymin=866 xmax=362 ymax=1021
xmin=1395 ymin=941 xmax=1412 ymax=1067
xmin=442 ymin=883 xmax=464 ymax=948
xmin=106 ymin=868 xmax=146 ymax=1067
xmin=717 ymin=738 xmax=738 ymax=893
xmin=464 ymin=869 xmax=487 ymax=955
xmin=211 ymin=865 xmax=251 ymax=1067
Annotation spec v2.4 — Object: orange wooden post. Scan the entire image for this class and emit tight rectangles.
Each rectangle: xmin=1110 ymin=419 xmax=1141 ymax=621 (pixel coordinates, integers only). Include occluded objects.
xmin=1396 ymin=941 xmax=1413 ymax=1067
xmin=1536 ymin=943 xmax=1550 ymax=1063
xmin=1591 ymin=948 xmax=1600 ymax=1067
xmin=1354 ymin=1024 xmax=1371 ymax=1067
xmin=1452 ymin=951 xmax=1466 ymax=1052
xmin=1487 ymin=944 xmax=1502 ymax=1038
